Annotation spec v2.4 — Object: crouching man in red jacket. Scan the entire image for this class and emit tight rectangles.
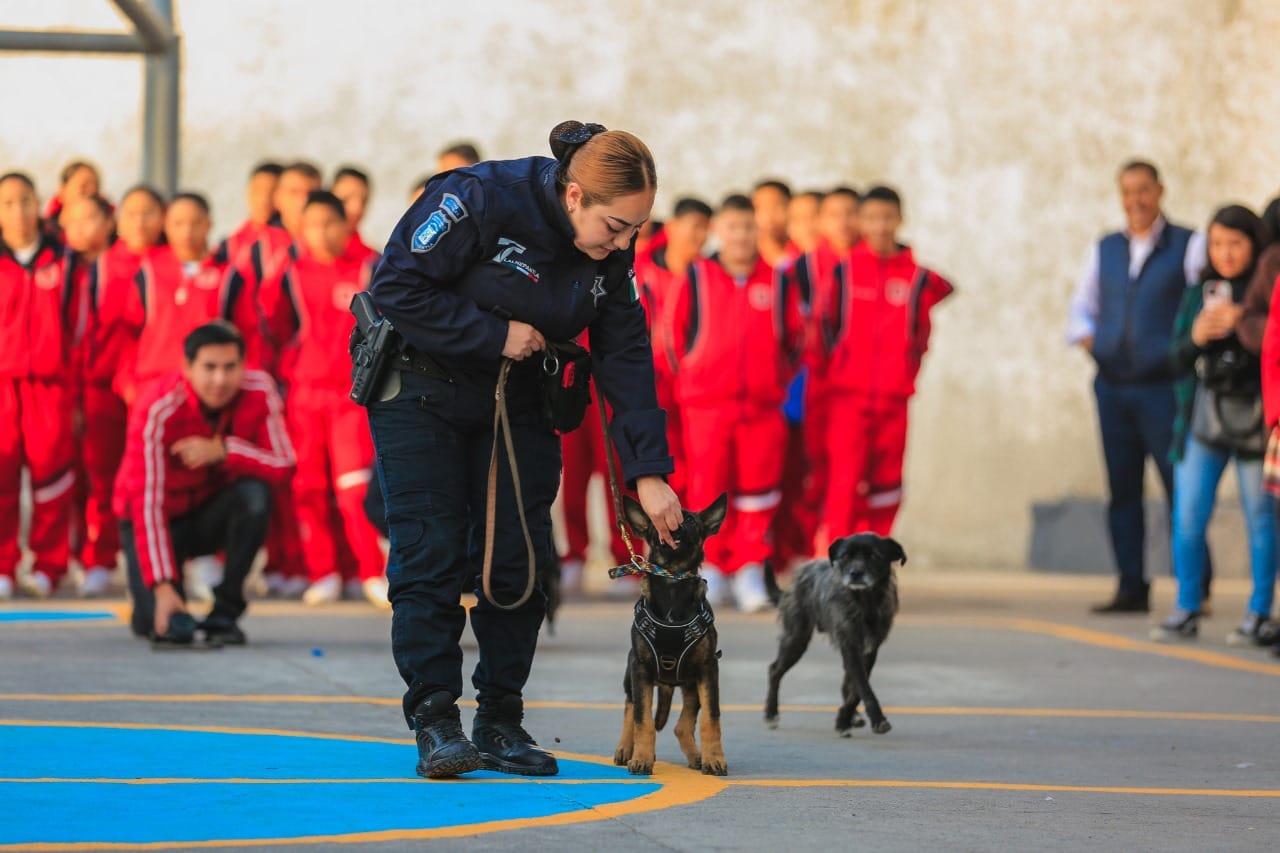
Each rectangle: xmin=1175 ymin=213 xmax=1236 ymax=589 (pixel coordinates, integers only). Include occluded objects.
xmin=115 ymin=322 xmax=296 ymax=646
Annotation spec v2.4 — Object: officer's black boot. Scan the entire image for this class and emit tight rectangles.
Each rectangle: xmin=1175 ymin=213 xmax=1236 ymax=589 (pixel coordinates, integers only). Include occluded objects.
xmin=412 ymin=691 xmax=483 ymax=779
xmin=472 ymin=694 xmax=559 ymax=776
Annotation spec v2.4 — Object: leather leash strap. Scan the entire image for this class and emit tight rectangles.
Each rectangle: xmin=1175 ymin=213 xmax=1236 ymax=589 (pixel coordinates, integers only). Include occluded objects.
xmin=481 ymin=359 xmax=537 ymax=610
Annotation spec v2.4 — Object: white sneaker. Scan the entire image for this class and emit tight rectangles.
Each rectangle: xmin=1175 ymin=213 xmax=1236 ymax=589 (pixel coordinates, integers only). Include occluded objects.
xmin=303 ymin=573 xmax=342 ymax=606
xmin=263 ymin=572 xmax=286 ymax=596
xmin=345 ymin=578 xmax=373 ymax=601
xmin=79 ymin=566 xmax=116 ymax=598
xmin=184 ymin=556 xmax=223 ymax=602
xmin=362 ymin=576 xmax=391 ymax=609
xmin=732 ymin=562 xmax=772 ymax=613
xmin=278 ymin=576 xmax=310 ymax=599
xmin=192 ymin=556 xmax=224 ymax=589
xmin=701 ymin=565 xmax=730 ymax=607
xmin=560 ymin=558 xmax=584 ymax=595
xmin=20 ymin=571 xmax=53 ymax=599
xmin=0 ymin=575 xmax=12 ymax=601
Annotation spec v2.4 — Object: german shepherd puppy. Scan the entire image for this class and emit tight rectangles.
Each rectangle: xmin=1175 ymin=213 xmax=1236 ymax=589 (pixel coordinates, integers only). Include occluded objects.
xmin=613 ymin=493 xmax=728 ymax=776
xmin=763 ymin=534 xmax=905 ymax=736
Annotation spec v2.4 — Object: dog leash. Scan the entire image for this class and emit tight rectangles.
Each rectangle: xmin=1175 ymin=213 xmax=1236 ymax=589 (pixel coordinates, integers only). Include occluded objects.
xmin=480 ymin=358 xmax=538 ymax=610
xmin=594 ymin=385 xmax=698 ymax=583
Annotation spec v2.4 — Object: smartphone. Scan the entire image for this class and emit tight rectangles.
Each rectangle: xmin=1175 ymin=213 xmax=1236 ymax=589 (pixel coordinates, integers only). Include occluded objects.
xmin=1203 ymin=280 xmax=1232 ymax=305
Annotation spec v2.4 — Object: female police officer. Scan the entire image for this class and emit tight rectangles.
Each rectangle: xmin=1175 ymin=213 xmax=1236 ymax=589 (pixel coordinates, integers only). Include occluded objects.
xmin=368 ymin=122 xmax=682 ymax=779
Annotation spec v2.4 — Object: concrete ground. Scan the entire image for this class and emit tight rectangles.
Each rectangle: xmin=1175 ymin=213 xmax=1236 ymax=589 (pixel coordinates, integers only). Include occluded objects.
xmin=2 ymin=571 xmax=1278 ymax=852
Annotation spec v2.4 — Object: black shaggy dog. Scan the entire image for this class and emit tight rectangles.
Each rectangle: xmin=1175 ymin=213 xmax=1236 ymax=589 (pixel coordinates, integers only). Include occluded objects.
xmin=763 ymin=533 xmax=905 ymax=736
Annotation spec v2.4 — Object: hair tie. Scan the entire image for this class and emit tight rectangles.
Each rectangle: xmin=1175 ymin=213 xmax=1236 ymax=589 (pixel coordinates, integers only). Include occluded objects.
xmin=551 ymin=121 xmax=607 ymax=169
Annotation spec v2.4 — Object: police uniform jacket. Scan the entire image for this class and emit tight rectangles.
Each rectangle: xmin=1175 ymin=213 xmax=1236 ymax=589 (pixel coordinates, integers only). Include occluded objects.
xmin=370 ymin=156 xmax=673 ymax=484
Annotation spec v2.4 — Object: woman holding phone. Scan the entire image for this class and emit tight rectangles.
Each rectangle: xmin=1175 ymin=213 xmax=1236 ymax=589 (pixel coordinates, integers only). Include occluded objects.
xmin=1154 ymin=205 xmax=1276 ymax=646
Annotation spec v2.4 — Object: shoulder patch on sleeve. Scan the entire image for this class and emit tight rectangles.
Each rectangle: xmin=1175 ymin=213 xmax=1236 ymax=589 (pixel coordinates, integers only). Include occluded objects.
xmin=627 ymin=266 xmax=640 ymax=303
xmin=411 ymin=192 xmax=470 ymax=254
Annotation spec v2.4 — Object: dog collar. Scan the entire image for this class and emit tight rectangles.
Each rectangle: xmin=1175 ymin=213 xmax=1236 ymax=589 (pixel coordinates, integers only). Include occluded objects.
xmin=633 ymin=598 xmax=715 ymax=686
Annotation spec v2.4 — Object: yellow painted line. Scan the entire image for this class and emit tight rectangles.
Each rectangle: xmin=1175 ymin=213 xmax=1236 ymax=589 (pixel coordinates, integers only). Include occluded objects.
xmin=727 ymin=779 xmax=1280 ymax=798
xmin=3 ymin=696 xmax=1280 ymax=724
xmin=1006 ymin=617 xmax=1280 ymax=678
xmin=2 ymin=777 xmax=655 ymax=786
xmin=0 ymin=720 xmax=727 ymax=852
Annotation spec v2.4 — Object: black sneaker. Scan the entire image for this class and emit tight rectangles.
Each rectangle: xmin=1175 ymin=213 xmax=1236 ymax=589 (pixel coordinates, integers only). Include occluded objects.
xmin=1225 ymin=614 xmax=1276 ymax=647
xmin=1092 ymin=590 xmax=1150 ymax=614
xmin=1257 ymin=619 xmax=1280 ymax=647
xmin=199 ymin=618 xmax=247 ymax=646
xmin=472 ymin=695 xmax=559 ymax=777
xmin=1149 ymin=609 xmax=1198 ymax=642
xmin=412 ymin=692 xmax=483 ymax=779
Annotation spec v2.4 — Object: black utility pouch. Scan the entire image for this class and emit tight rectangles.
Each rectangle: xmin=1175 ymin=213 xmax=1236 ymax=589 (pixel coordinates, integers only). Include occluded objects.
xmin=540 ymin=341 xmax=593 ymax=435
xmin=348 ymin=291 xmax=399 ymax=406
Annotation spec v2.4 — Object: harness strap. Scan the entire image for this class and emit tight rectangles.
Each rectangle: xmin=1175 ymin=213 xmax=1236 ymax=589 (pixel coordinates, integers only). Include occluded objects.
xmin=633 ymin=598 xmax=716 ymax=684
xmin=481 ymin=358 xmax=537 ymax=611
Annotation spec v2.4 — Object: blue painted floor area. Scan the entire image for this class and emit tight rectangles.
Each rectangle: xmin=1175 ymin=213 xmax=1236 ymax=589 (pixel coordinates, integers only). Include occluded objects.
xmin=1 ymin=724 xmax=659 ymax=846
xmin=0 ymin=610 xmax=115 ymax=623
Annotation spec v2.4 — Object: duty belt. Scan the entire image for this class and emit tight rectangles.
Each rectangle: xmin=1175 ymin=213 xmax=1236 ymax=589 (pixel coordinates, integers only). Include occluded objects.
xmin=393 ymin=346 xmax=452 ymax=382
xmin=633 ymin=598 xmax=716 ymax=686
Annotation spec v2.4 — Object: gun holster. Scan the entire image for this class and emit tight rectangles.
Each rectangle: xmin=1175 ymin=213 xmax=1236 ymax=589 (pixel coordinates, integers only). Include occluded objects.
xmin=348 ymin=291 xmax=398 ymax=407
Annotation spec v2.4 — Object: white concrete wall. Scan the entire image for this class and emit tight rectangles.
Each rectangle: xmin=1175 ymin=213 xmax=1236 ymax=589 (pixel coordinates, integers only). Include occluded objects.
xmin=4 ymin=0 xmax=1279 ymax=568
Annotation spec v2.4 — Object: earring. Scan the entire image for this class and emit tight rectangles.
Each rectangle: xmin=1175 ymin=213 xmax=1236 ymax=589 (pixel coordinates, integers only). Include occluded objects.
xmin=568 ymin=205 xmax=575 ymax=213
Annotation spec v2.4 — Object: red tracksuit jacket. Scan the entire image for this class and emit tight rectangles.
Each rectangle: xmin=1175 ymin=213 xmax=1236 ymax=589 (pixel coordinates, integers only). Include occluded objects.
xmin=120 ymin=247 xmax=228 ymax=402
xmin=221 ymin=225 xmax=295 ymax=373
xmin=666 ymin=256 xmax=803 ymax=409
xmin=782 ymin=238 xmax=846 ymax=373
xmin=819 ymin=243 xmax=954 ymax=399
xmin=87 ymin=241 xmax=157 ymax=390
xmin=112 ymin=370 xmax=296 ymax=587
xmin=0 ymin=238 xmax=80 ymax=381
xmin=344 ymin=231 xmax=379 ymax=265
xmin=633 ymin=228 xmax=681 ymax=381
xmin=269 ymin=247 xmax=379 ymax=387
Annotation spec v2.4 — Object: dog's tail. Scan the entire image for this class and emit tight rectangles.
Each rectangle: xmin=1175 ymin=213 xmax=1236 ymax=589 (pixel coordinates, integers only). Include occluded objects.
xmin=654 ymin=686 xmax=673 ymax=731
xmin=763 ymin=559 xmax=783 ymax=606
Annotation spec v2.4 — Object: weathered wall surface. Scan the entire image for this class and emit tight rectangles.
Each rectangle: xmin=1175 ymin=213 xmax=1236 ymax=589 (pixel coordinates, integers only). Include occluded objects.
xmin=3 ymin=0 xmax=1279 ymax=568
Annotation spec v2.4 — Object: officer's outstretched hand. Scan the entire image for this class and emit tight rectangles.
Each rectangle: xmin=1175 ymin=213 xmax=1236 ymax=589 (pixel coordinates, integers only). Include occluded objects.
xmin=503 ymin=321 xmax=546 ymax=361
xmin=636 ymin=476 xmax=683 ymax=548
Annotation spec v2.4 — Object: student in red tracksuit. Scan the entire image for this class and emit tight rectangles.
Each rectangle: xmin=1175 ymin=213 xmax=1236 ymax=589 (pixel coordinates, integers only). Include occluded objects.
xmin=43 ymin=160 xmax=103 ymax=244
xmin=0 ymin=173 xmax=80 ymax=601
xmin=61 ymin=195 xmax=117 ymax=596
xmin=265 ymin=191 xmax=388 ymax=608
xmin=80 ymin=185 xmax=166 ymax=593
xmin=816 ymin=186 xmax=953 ymax=543
xmin=119 ymin=193 xmax=227 ymax=405
xmin=786 ymin=191 xmax=823 ymax=259
xmin=216 ymin=162 xmax=283 ymax=272
xmin=773 ymin=187 xmax=862 ymax=568
xmin=666 ymin=194 xmax=803 ymax=612
xmin=752 ymin=179 xmax=792 ymax=268
xmin=331 ymin=166 xmax=378 ymax=263
xmin=115 ymin=322 xmax=295 ymax=645
xmin=221 ymin=161 xmax=320 ymax=595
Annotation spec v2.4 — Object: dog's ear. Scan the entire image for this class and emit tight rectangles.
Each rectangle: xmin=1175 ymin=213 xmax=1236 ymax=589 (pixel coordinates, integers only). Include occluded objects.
xmin=827 ymin=537 xmax=847 ymax=563
xmin=878 ymin=537 xmax=907 ymax=566
xmin=623 ymin=495 xmax=652 ymax=537
xmin=699 ymin=492 xmax=729 ymax=536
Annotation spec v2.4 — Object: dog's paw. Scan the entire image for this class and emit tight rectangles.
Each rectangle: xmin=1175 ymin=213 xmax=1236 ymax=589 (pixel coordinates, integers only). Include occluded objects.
xmin=628 ymin=757 xmax=654 ymax=776
xmin=613 ymin=747 xmax=632 ymax=766
xmin=701 ymin=758 xmax=728 ymax=776
xmin=686 ymin=755 xmax=702 ymax=770
xmin=873 ymin=719 xmax=892 ymax=735
xmin=764 ymin=714 xmax=779 ymax=730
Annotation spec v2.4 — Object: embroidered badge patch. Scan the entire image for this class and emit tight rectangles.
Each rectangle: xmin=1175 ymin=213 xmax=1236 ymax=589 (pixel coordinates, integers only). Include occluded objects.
xmin=411 ymin=192 xmax=469 ymax=254
xmin=591 ymin=275 xmax=608 ymax=307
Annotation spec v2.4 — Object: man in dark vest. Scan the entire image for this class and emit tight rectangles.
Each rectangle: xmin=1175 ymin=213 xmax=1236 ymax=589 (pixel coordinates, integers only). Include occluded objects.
xmin=1067 ymin=160 xmax=1205 ymax=613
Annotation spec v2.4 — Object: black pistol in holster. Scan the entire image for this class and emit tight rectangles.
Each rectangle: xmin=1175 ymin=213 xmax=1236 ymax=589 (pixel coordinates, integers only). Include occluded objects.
xmin=348 ymin=291 xmax=397 ymax=406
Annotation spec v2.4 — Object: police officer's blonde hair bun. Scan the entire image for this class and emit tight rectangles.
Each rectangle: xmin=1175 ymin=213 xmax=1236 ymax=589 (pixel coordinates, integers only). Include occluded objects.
xmin=550 ymin=120 xmax=657 ymax=207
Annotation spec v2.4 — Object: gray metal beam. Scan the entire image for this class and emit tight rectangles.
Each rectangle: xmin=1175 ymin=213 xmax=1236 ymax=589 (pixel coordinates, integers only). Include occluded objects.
xmin=110 ymin=0 xmax=173 ymax=52
xmin=141 ymin=0 xmax=180 ymax=194
xmin=0 ymin=30 xmax=148 ymax=54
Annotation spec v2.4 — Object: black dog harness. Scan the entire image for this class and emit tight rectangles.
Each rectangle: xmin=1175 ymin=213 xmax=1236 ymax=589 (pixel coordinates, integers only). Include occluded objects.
xmin=633 ymin=598 xmax=716 ymax=686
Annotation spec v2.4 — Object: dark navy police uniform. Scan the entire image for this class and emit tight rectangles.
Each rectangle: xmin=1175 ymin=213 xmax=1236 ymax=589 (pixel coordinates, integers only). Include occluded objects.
xmin=369 ymin=156 xmax=672 ymax=724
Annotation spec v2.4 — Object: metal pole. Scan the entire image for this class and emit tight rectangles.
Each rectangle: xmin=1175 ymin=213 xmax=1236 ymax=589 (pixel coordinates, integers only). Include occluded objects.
xmin=0 ymin=30 xmax=147 ymax=54
xmin=141 ymin=0 xmax=179 ymax=194
xmin=110 ymin=0 xmax=171 ymax=52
